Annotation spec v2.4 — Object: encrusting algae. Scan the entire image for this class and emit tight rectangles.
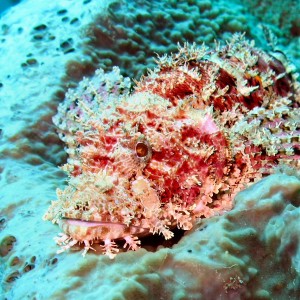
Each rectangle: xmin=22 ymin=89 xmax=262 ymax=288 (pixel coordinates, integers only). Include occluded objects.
xmin=43 ymin=34 xmax=300 ymax=258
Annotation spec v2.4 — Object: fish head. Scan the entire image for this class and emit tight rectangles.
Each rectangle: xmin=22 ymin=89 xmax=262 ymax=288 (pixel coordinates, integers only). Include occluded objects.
xmin=44 ymin=90 xmax=232 ymax=242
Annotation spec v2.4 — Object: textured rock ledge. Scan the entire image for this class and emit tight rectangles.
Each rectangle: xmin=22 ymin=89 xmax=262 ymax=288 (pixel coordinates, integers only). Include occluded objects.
xmin=1 ymin=172 xmax=299 ymax=299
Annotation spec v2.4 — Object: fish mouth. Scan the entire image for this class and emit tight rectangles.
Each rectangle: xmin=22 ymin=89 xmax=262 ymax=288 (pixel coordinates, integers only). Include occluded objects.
xmin=59 ymin=218 xmax=150 ymax=241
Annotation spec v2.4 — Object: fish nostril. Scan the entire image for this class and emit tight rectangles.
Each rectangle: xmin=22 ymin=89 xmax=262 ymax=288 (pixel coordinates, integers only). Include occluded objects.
xmin=74 ymin=202 xmax=89 ymax=211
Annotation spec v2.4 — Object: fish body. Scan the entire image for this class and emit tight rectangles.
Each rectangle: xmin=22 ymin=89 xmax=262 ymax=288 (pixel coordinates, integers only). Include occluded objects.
xmin=44 ymin=35 xmax=299 ymax=258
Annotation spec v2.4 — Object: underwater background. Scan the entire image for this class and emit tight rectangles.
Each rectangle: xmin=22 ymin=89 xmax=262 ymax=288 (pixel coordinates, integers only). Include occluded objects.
xmin=0 ymin=0 xmax=299 ymax=299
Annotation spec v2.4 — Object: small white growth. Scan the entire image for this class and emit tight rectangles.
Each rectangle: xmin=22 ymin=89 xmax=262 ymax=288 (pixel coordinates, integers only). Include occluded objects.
xmin=102 ymin=239 xmax=120 ymax=259
xmin=54 ymin=233 xmax=78 ymax=254
xmin=124 ymin=235 xmax=141 ymax=251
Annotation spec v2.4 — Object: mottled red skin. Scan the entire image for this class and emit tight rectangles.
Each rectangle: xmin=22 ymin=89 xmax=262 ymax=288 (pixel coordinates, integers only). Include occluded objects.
xmin=44 ymin=38 xmax=299 ymax=257
xmin=70 ymin=50 xmax=296 ymax=212
xmin=136 ymin=50 xmax=294 ymax=111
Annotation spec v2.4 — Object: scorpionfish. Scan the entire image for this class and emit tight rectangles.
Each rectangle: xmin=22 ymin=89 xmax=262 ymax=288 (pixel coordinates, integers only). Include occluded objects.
xmin=44 ymin=34 xmax=300 ymax=258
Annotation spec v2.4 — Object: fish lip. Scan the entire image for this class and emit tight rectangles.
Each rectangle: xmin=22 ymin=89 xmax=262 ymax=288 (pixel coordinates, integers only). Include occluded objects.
xmin=61 ymin=217 xmax=149 ymax=232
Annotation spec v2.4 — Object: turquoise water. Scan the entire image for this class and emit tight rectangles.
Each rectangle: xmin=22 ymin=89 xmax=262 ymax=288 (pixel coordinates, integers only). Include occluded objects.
xmin=0 ymin=0 xmax=22 ymax=15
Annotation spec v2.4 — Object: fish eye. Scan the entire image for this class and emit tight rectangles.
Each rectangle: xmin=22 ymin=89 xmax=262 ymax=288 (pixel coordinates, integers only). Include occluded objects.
xmin=135 ymin=139 xmax=152 ymax=162
xmin=135 ymin=142 xmax=149 ymax=158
